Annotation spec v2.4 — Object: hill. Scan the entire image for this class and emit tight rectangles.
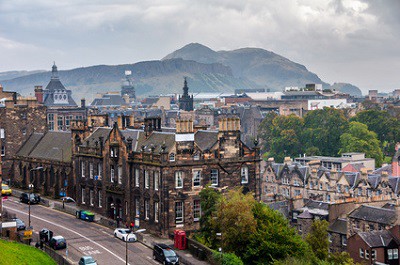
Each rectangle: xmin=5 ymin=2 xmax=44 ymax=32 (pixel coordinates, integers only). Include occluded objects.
xmin=0 ymin=43 xmax=355 ymax=102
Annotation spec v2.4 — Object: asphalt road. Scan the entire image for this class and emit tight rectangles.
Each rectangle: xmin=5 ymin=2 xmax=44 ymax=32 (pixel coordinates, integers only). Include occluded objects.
xmin=3 ymin=197 xmax=158 ymax=265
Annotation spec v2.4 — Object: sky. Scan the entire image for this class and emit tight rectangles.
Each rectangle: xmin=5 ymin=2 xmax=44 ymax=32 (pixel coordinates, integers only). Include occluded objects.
xmin=0 ymin=0 xmax=399 ymax=92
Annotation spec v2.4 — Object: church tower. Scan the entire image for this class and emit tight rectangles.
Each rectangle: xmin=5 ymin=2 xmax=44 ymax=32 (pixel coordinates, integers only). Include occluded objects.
xmin=178 ymin=77 xmax=194 ymax=111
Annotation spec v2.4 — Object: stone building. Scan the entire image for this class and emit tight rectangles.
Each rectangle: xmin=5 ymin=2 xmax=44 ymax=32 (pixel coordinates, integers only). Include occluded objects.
xmin=11 ymin=131 xmax=72 ymax=198
xmin=0 ymin=85 xmax=47 ymax=180
xmin=72 ymin=116 xmax=261 ymax=236
xmin=37 ymin=63 xmax=87 ymax=131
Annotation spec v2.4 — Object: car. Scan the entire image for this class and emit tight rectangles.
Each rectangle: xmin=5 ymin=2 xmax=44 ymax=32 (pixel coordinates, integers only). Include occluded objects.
xmin=113 ymin=228 xmax=137 ymax=242
xmin=79 ymin=256 xmax=97 ymax=265
xmin=20 ymin=193 xmax=41 ymax=204
xmin=49 ymin=235 xmax=67 ymax=250
xmin=153 ymin=243 xmax=179 ymax=265
xmin=12 ymin=218 xmax=26 ymax=231
xmin=1 ymin=183 xmax=12 ymax=196
xmin=61 ymin=196 xmax=76 ymax=203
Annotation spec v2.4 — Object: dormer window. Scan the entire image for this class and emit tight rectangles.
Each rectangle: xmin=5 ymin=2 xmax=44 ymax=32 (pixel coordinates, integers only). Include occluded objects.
xmin=169 ymin=153 xmax=175 ymax=162
xmin=241 ymin=166 xmax=248 ymax=184
xmin=110 ymin=147 xmax=118 ymax=158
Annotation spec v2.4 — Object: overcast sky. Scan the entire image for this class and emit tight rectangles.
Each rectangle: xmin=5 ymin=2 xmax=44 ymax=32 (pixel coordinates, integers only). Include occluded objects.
xmin=1 ymin=0 xmax=399 ymax=92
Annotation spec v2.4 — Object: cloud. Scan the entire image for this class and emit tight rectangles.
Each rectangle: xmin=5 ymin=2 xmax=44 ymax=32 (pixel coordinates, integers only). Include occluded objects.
xmin=0 ymin=0 xmax=399 ymax=91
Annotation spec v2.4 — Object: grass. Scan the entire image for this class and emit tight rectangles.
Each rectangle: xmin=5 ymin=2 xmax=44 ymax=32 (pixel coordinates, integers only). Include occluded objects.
xmin=0 ymin=239 xmax=56 ymax=265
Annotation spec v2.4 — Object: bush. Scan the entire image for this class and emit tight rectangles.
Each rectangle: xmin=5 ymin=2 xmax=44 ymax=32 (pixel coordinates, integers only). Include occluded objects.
xmin=212 ymin=250 xmax=244 ymax=265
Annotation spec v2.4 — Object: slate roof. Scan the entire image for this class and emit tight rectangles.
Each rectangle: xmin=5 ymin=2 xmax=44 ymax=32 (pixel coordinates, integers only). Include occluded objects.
xmin=298 ymin=210 xmax=313 ymax=219
xmin=368 ymin=174 xmax=381 ymax=189
xmin=328 ymin=218 xmax=347 ymax=234
xmin=373 ymin=164 xmax=393 ymax=176
xmin=271 ymin=162 xmax=308 ymax=181
xmin=357 ymin=230 xmax=398 ymax=248
xmin=304 ymin=199 xmax=330 ymax=211
xmin=343 ymin=172 xmax=359 ymax=188
xmin=195 ymin=130 xmax=218 ymax=151
xmin=16 ymin=133 xmax=44 ymax=157
xmin=267 ymin=201 xmax=289 ymax=219
xmin=348 ymin=205 xmax=397 ymax=225
xmin=137 ymin=131 xmax=175 ymax=154
xmin=91 ymin=94 xmax=126 ymax=107
xmin=28 ymin=131 xmax=72 ymax=162
xmin=388 ymin=177 xmax=400 ymax=194
xmin=84 ymin=128 xmax=112 ymax=148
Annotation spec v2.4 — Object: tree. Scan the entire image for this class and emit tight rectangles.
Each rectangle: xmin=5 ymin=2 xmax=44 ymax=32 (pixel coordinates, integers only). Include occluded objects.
xmin=303 ymin=108 xmax=349 ymax=156
xmin=199 ymin=185 xmax=222 ymax=248
xmin=340 ymin=121 xmax=384 ymax=166
xmin=305 ymin=220 xmax=330 ymax=261
xmin=242 ymin=203 xmax=313 ymax=265
xmin=216 ymin=188 xmax=257 ymax=253
xmin=258 ymin=111 xmax=279 ymax=153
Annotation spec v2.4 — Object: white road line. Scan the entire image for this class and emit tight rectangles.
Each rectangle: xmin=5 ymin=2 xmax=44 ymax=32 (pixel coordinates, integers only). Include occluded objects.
xmin=4 ymin=205 xmax=128 ymax=264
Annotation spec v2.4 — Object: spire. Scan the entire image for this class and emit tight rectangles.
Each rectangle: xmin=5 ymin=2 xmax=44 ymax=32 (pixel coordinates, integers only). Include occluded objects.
xmin=51 ymin=62 xmax=59 ymax=80
xmin=183 ymin=77 xmax=189 ymax=96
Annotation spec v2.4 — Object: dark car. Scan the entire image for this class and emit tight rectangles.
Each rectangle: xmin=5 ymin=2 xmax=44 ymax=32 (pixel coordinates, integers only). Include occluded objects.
xmin=153 ymin=243 xmax=179 ymax=265
xmin=49 ymin=235 xmax=67 ymax=250
xmin=20 ymin=193 xmax=41 ymax=204
xmin=12 ymin=218 xmax=26 ymax=230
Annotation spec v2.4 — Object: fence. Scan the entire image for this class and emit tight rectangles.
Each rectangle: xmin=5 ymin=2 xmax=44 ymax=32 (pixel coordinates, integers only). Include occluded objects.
xmin=42 ymin=245 xmax=72 ymax=265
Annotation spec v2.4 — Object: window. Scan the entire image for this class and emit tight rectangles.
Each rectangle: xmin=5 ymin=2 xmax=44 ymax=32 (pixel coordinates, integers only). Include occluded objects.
xmin=81 ymin=188 xmax=85 ymax=204
xmin=65 ymin=115 xmax=72 ymax=130
xmin=169 ymin=153 xmax=175 ymax=162
xmin=193 ymin=153 xmax=200 ymax=160
xmin=145 ymin=200 xmax=149 ymax=220
xmin=328 ymin=233 xmax=332 ymax=242
xmin=0 ymin=128 xmax=4 ymax=139
xmin=57 ymin=116 xmax=64 ymax=131
xmin=81 ymin=161 xmax=85 ymax=178
xmin=118 ymin=166 xmax=122 ymax=184
xmin=98 ymin=192 xmax=102 ymax=208
xmin=327 ymin=185 xmax=330 ymax=191
xmin=341 ymin=235 xmax=347 ymax=246
xmin=89 ymin=190 xmax=94 ymax=206
xmin=175 ymin=201 xmax=183 ymax=223
xmin=89 ymin=163 xmax=93 ymax=179
xmin=319 ymin=183 xmax=323 ymax=190
xmin=48 ymin=114 xmax=54 ymax=131
xmin=326 ymin=194 xmax=331 ymax=202
xmin=154 ymin=202 xmax=159 ymax=223
xmin=294 ymin=189 xmax=301 ymax=196
xmin=337 ymin=184 xmax=341 ymax=193
xmin=110 ymin=147 xmax=118 ymax=158
xmin=211 ymin=169 xmax=218 ymax=186
xmin=371 ymin=249 xmax=376 ymax=260
xmin=193 ymin=170 xmax=201 ymax=187
xmin=294 ymin=179 xmax=299 ymax=186
xmin=345 ymin=186 xmax=349 ymax=193
xmin=175 ymin=171 xmax=183 ymax=188
xmin=154 ymin=171 xmax=159 ymax=191
xmin=145 ymin=170 xmax=149 ymax=189
xmin=367 ymin=189 xmax=372 ymax=197
xmin=388 ymin=249 xmax=398 ymax=260
xmin=309 ymin=181 xmax=313 ymax=189
xmin=97 ymin=163 xmax=102 ymax=180
xmin=22 ymin=128 xmax=27 ymax=135
xmin=359 ymin=248 xmax=364 ymax=258
xmin=358 ymin=187 xmax=362 ymax=196
xmin=135 ymin=168 xmax=140 ymax=187
xmin=1 ymin=145 xmax=5 ymax=156
xmin=135 ymin=198 xmax=140 ymax=217
xmin=193 ymin=199 xmax=201 ymax=221
xmin=298 ymin=224 xmax=302 ymax=234
xmin=241 ymin=166 xmax=248 ymax=184
xmin=110 ymin=165 xmax=115 ymax=182
xmin=365 ymin=249 xmax=369 ymax=259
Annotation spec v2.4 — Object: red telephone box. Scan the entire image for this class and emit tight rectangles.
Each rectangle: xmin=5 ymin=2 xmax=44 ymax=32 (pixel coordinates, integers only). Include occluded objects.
xmin=174 ymin=230 xmax=187 ymax=250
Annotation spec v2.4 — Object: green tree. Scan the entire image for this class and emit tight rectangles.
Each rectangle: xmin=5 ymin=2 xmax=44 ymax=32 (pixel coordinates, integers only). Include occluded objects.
xmin=328 ymin=252 xmax=354 ymax=265
xmin=258 ymin=111 xmax=279 ymax=153
xmin=199 ymin=185 xmax=222 ymax=248
xmin=352 ymin=109 xmax=400 ymax=156
xmin=216 ymin=188 xmax=257 ymax=253
xmin=305 ymin=220 xmax=330 ymax=261
xmin=339 ymin=121 xmax=384 ymax=166
xmin=212 ymin=251 xmax=244 ymax=265
xmin=303 ymin=108 xmax=349 ymax=156
xmin=243 ymin=203 xmax=313 ymax=265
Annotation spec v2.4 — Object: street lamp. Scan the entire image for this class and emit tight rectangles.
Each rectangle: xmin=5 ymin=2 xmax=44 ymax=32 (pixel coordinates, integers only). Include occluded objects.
xmin=126 ymin=229 xmax=146 ymax=265
xmin=29 ymin=167 xmax=43 ymax=229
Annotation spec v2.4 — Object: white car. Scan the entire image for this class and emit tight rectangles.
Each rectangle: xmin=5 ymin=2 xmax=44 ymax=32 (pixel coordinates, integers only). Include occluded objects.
xmin=113 ymin=228 xmax=137 ymax=242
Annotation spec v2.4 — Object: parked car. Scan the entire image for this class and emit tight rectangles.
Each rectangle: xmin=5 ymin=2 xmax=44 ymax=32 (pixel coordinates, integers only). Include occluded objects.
xmin=61 ymin=196 xmax=76 ymax=203
xmin=49 ymin=235 xmax=67 ymax=250
xmin=10 ymin=218 xmax=26 ymax=230
xmin=39 ymin=228 xmax=53 ymax=243
xmin=1 ymin=184 xmax=12 ymax=196
xmin=76 ymin=210 xmax=95 ymax=222
xmin=153 ymin=243 xmax=179 ymax=265
xmin=20 ymin=193 xmax=41 ymax=204
xmin=79 ymin=256 xmax=97 ymax=265
xmin=113 ymin=228 xmax=137 ymax=242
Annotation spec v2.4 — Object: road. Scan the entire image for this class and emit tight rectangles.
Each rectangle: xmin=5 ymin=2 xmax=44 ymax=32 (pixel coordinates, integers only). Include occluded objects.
xmin=3 ymin=197 xmax=158 ymax=265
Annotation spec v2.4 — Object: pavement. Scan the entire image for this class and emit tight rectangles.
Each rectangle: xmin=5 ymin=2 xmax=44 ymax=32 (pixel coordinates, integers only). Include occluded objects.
xmin=10 ymin=188 xmax=209 ymax=265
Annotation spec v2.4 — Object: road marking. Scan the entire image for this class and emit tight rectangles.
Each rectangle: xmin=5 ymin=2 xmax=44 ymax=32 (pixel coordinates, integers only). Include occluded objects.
xmin=4 ymin=205 xmax=128 ymax=264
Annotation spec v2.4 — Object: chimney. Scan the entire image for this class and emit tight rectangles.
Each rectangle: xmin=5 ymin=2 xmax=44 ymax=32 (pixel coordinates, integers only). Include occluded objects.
xmin=176 ymin=119 xmax=193 ymax=134
xmin=34 ymin=86 xmax=44 ymax=103
xmin=117 ymin=116 xmax=123 ymax=129
xmin=81 ymin=98 xmax=86 ymax=108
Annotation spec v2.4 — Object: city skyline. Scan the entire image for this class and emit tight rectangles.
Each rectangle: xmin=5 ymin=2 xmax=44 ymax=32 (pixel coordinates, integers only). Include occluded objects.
xmin=0 ymin=0 xmax=399 ymax=92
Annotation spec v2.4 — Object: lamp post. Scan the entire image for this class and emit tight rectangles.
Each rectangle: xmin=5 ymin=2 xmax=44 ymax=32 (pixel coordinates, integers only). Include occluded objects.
xmin=29 ymin=167 xmax=43 ymax=229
